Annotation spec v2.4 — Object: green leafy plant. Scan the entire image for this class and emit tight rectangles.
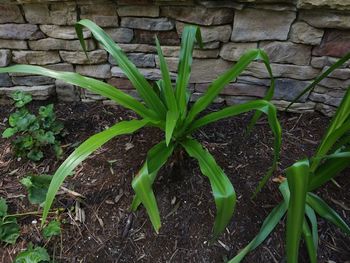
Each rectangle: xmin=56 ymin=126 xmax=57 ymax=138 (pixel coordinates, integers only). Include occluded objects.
xmin=21 ymin=174 xmax=52 ymax=206
xmin=229 ymin=55 xmax=350 ymax=262
xmin=0 ymin=198 xmax=20 ymax=244
xmin=2 ymin=91 xmax=64 ymax=161
xmin=42 ymin=220 xmax=61 ymax=239
xmin=0 ymin=19 xmax=282 ymax=237
xmin=15 ymin=243 xmax=50 ymax=263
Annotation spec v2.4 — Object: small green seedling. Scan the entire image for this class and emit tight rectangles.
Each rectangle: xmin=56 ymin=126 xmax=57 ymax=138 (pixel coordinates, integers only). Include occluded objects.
xmin=14 ymin=243 xmax=50 ymax=263
xmin=21 ymin=174 xmax=52 ymax=206
xmin=0 ymin=198 xmax=20 ymax=244
xmin=42 ymin=220 xmax=61 ymax=239
xmin=2 ymin=91 xmax=64 ymax=161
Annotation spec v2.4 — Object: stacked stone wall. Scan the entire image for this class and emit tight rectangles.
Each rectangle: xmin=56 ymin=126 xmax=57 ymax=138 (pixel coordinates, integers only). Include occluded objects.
xmin=0 ymin=0 xmax=350 ymax=115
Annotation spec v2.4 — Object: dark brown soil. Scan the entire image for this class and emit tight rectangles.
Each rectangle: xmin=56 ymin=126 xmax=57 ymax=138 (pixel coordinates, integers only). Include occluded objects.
xmin=0 ymin=101 xmax=349 ymax=263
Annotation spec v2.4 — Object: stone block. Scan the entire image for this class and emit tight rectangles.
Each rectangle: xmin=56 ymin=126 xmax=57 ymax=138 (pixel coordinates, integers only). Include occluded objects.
xmin=195 ymin=82 xmax=267 ymax=97
xmin=0 ymin=4 xmax=24 ymax=23
xmin=28 ymin=38 xmax=95 ymax=51
xmin=297 ymin=0 xmax=350 ymax=11
xmin=260 ymin=41 xmax=312 ymax=65
xmin=107 ymin=77 xmax=134 ymax=90
xmin=219 ymin=42 xmax=257 ymax=61
xmin=0 ymin=85 xmax=55 ymax=100
xmin=300 ymin=10 xmax=350 ymax=29
xmin=104 ymin=28 xmax=134 ymax=43
xmin=118 ymin=5 xmax=159 ymax=17
xmin=0 ymin=40 xmax=27 ymax=50
xmin=40 ymin=25 xmax=91 ymax=40
xmin=0 ymin=50 xmax=11 ymax=67
xmin=176 ymin=22 xmax=231 ymax=43
xmin=272 ymin=100 xmax=316 ymax=112
xmin=155 ymin=57 xmax=178 ymax=72
xmin=231 ymin=8 xmax=296 ymax=41
xmin=160 ymin=46 xmax=219 ymax=58
xmin=80 ymin=4 xmax=119 ymax=27
xmin=274 ymin=78 xmax=311 ymax=102
xmin=0 ymin=73 xmax=12 ymax=87
xmin=225 ymin=96 xmax=256 ymax=106
xmin=0 ymin=24 xmax=44 ymax=40
xmin=12 ymin=51 xmax=61 ymax=65
xmin=161 ymin=6 xmax=233 ymax=25
xmin=289 ymin=22 xmax=324 ymax=45
xmin=190 ymin=59 xmax=232 ymax=83
xmin=118 ymin=44 xmax=156 ymax=53
xmin=60 ymin=50 xmax=107 ymax=64
xmin=109 ymin=53 xmax=155 ymax=68
xmin=313 ymin=30 xmax=350 ymax=57
xmin=12 ymin=76 xmax=55 ymax=86
xmin=23 ymin=3 xmax=76 ymax=25
xmin=111 ymin=66 xmax=177 ymax=80
xmin=311 ymin=56 xmax=350 ymax=68
xmin=134 ymin=30 xmax=179 ymax=45
xmin=76 ymin=64 xmax=111 ymax=79
xmin=321 ymin=67 xmax=350 ymax=80
xmin=121 ymin=17 xmax=174 ymax=31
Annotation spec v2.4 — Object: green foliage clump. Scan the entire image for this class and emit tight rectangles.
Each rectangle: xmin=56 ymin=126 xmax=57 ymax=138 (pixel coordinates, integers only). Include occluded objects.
xmin=14 ymin=243 xmax=50 ymax=263
xmin=0 ymin=197 xmax=20 ymax=244
xmin=2 ymin=91 xmax=64 ymax=161
xmin=21 ymin=174 xmax=52 ymax=206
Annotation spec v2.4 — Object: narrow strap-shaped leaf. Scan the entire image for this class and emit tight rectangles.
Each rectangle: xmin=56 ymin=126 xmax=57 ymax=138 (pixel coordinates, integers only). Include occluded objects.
xmin=175 ymin=25 xmax=202 ymax=118
xmin=165 ymin=111 xmax=178 ymax=146
xmin=305 ymin=205 xmax=318 ymax=251
xmin=309 ymin=153 xmax=350 ymax=191
xmin=131 ymin=141 xmax=175 ymax=233
xmin=311 ymin=88 xmax=350 ymax=171
xmin=181 ymin=138 xmax=235 ymax=238
xmin=186 ymin=49 xmax=274 ymax=126
xmin=0 ymin=65 xmax=158 ymax=121
xmin=285 ymin=159 xmax=310 ymax=263
xmin=302 ymin=219 xmax=317 ymax=263
xmin=306 ymin=193 xmax=350 ymax=235
xmin=76 ymin=19 xmax=167 ymax=118
xmin=187 ymin=100 xmax=281 ymax=196
xmin=228 ymin=201 xmax=287 ymax=263
xmin=42 ymin=119 xmax=148 ymax=224
xmin=286 ymin=52 xmax=350 ymax=111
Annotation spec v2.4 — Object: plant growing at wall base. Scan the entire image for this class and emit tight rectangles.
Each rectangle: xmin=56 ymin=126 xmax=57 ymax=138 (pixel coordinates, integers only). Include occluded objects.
xmin=2 ymin=91 xmax=64 ymax=161
xmin=0 ymin=19 xmax=282 ymax=237
xmin=229 ymin=55 xmax=350 ymax=262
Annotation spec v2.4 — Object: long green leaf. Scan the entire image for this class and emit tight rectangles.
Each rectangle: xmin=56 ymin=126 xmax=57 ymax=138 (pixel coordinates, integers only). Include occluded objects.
xmin=286 ymin=52 xmax=350 ymax=110
xmin=75 ymin=19 xmax=166 ymax=118
xmin=228 ymin=201 xmax=287 ymax=263
xmin=306 ymin=193 xmax=350 ymax=235
xmin=187 ymin=100 xmax=281 ymax=196
xmin=181 ymin=138 xmax=235 ymax=237
xmin=186 ymin=49 xmax=274 ymax=126
xmin=302 ymin=219 xmax=317 ymax=263
xmin=0 ymin=65 xmax=157 ymax=121
xmin=131 ymin=141 xmax=175 ymax=233
xmin=285 ymin=159 xmax=310 ymax=263
xmin=175 ymin=25 xmax=202 ymax=118
xmin=305 ymin=205 xmax=318 ymax=251
xmin=42 ymin=119 xmax=148 ymax=224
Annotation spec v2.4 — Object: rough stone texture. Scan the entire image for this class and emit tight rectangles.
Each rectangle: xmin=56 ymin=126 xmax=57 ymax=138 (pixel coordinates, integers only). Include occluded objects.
xmin=23 ymin=3 xmax=76 ymax=25
xmin=310 ymin=91 xmax=344 ymax=107
xmin=0 ymin=73 xmax=12 ymax=87
xmin=29 ymin=38 xmax=96 ymax=51
xmin=0 ymin=85 xmax=55 ymax=100
xmin=271 ymin=100 xmax=316 ymax=112
xmin=225 ymin=96 xmax=256 ymax=105
xmin=118 ymin=5 xmax=159 ymax=17
xmin=318 ymin=77 xmax=350 ymax=89
xmin=298 ymin=0 xmax=350 ymax=11
xmin=274 ymin=78 xmax=311 ymax=102
xmin=60 ymin=50 xmax=107 ymax=64
xmin=109 ymin=53 xmax=155 ymax=68
xmin=300 ymin=10 xmax=350 ymax=29
xmin=220 ymin=42 xmax=258 ymax=61
xmin=104 ymin=28 xmax=134 ymax=43
xmin=190 ymin=59 xmax=232 ymax=83
xmin=12 ymin=76 xmax=55 ymax=86
xmin=244 ymin=62 xmax=320 ymax=80
xmin=176 ymin=22 xmax=231 ymax=43
xmin=121 ymin=17 xmax=174 ymax=31
xmin=55 ymin=79 xmax=80 ymax=102
xmin=40 ymin=25 xmax=91 ymax=40
xmin=0 ymin=50 xmax=11 ymax=67
xmin=134 ymin=30 xmax=179 ymax=45
xmin=107 ymin=78 xmax=134 ymax=90
xmin=313 ymin=30 xmax=350 ymax=58
xmin=311 ymin=56 xmax=350 ymax=68
xmin=322 ymin=67 xmax=350 ymax=80
xmin=260 ymin=41 xmax=312 ymax=65
xmin=0 ymin=4 xmax=24 ymax=23
xmin=80 ymin=4 xmax=119 ymax=27
xmin=76 ymin=64 xmax=111 ymax=79
xmin=118 ymin=44 xmax=156 ymax=53
xmin=289 ymin=22 xmax=324 ymax=45
xmin=12 ymin=51 xmax=61 ymax=65
xmin=0 ymin=40 xmax=27 ymax=50
xmin=155 ymin=57 xmax=179 ymax=72
xmin=0 ymin=24 xmax=44 ymax=40
xmin=159 ymin=46 xmax=219 ymax=58
xmin=111 ymin=67 xmax=177 ymax=81
xmin=237 ymin=76 xmax=272 ymax=86
xmin=195 ymin=82 xmax=267 ymax=97
xmin=231 ymin=9 xmax=296 ymax=41
xmin=161 ymin=6 xmax=233 ymax=25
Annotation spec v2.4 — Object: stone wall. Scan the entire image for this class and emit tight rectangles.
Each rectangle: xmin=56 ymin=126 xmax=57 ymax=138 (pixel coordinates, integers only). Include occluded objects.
xmin=0 ymin=0 xmax=350 ymax=115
